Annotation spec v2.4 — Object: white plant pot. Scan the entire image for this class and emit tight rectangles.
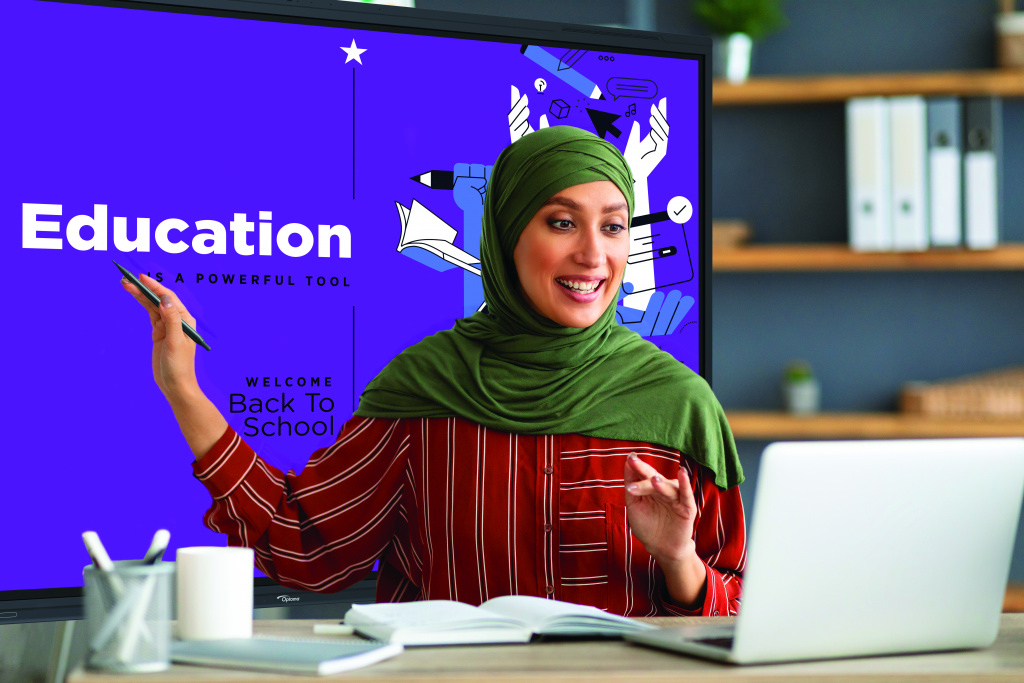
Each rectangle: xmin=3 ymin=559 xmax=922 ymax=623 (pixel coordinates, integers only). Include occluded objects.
xmin=712 ymin=33 xmax=753 ymax=83
xmin=783 ymin=378 xmax=820 ymax=415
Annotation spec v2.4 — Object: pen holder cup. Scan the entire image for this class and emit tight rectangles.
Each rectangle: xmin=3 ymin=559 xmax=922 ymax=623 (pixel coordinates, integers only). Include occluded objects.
xmin=83 ymin=560 xmax=174 ymax=673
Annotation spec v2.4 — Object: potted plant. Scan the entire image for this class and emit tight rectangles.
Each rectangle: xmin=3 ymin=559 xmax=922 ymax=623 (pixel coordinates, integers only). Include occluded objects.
xmin=781 ymin=360 xmax=820 ymax=415
xmin=692 ymin=0 xmax=787 ymax=83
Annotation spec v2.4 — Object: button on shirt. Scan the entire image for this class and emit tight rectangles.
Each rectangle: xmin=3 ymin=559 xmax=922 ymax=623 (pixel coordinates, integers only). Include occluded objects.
xmin=194 ymin=416 xmax=746 ymax=617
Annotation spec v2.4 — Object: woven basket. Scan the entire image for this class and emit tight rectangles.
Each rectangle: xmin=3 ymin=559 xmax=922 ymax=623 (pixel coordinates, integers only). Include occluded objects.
xmin=901 ymin=367 xmax=1024 ymax=418
xmin=711 ymin=220 xmax=752 ymax=249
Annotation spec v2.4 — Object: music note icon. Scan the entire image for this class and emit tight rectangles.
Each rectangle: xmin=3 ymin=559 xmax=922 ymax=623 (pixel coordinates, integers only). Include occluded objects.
xmin=625 ymin=102 xmax=636 ymax=117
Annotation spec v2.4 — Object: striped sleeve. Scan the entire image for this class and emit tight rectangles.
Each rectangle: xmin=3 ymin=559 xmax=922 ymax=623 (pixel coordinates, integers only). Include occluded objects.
xmin=659 ymin=460 xmax=746 ymax=617
xmin=192 ymin=416 xmax=411 ymax=594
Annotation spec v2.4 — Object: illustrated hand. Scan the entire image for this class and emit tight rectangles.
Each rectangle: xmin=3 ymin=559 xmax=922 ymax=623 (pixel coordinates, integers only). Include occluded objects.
xmin=121 ymin=273 xmax=201 ymax=404
xmin=509 ymin=85 xmax=550 ymax=144
xmin=452 ymin=163 xmax=490 ymax=315
xmin=616 ymin=282 xmax=694 ymax=336
xmin=452 ymin=163 xmax=492 ymax=212
xmin=624 ymin=454 xmax=698 ymax=567
xmin=623 ymin=97 xmax=669 ymax=183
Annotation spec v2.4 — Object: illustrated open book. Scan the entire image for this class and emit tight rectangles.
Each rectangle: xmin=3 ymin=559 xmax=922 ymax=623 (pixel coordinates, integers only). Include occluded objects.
xmin=394 ymin=199 xmax=481 ymax=275
xmin=344 ymin=595 xmax=656 ymax=646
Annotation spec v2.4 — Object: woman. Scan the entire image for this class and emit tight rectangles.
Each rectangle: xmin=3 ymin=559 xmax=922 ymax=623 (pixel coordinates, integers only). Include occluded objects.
xmin=123 ymin=125 xmax=745 ymax=616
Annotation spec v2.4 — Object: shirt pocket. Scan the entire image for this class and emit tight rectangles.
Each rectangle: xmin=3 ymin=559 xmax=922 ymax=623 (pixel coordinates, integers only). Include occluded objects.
xmin=604 ymin=502 xmax=655 ymax=617
xmin=556 ymin=508 xmax=609 ymax=611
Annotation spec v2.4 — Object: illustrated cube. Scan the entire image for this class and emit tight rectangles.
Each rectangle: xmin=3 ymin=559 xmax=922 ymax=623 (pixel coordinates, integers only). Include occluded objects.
xmin=549 ymin=99 xmax=570 ymax=119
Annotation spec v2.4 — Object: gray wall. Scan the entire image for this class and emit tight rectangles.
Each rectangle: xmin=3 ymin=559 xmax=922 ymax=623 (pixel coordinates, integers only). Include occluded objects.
xmin=686 ymin=0 xmax=1024 ymax=582
xmin=427 ymin=0 xmax=1024 ymax=581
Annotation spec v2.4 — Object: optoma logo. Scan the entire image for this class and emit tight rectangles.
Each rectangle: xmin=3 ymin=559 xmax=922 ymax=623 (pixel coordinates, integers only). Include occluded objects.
xmin=276 ymin=595 xmax=301 ymax=603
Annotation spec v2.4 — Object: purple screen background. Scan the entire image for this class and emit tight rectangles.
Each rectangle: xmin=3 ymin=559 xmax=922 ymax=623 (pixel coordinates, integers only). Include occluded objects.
xmin=2 ymin=0 xmax=701 ymax=591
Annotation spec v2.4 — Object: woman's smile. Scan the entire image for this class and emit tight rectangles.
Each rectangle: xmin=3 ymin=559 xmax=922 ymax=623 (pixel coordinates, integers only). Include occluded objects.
xmin=555 ymin=276 xmax=605 ymax=300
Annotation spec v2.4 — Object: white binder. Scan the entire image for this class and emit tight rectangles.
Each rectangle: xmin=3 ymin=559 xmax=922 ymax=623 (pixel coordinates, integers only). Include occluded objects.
xmin=888 ymin=96 xmax=929 ymax=251
xmin=927 ymin=98 xmax=962 ymax=247
xmin=846 ymin=98 xmax=892 ymax=251
xmin=963 ymin=97 xmax=1002 ymax=250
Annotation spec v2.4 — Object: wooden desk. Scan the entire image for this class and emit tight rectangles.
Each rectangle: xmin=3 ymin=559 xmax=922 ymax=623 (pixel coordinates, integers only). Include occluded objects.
xmin=69 ymin=615 xmax=1024 ymax=682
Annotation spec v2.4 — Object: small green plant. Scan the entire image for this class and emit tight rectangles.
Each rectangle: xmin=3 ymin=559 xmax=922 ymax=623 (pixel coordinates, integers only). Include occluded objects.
xmin=692 ymin=0 xmax=787 ymax=40
xmin=782 ymin=360 xmax=820 ymax=414
xmin=783 ymin=360 xmax=814 ymax=383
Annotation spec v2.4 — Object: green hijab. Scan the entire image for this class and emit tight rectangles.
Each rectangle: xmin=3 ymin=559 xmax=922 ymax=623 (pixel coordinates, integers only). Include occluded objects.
xmin=356 ymin=126 xmax=742 ymax=489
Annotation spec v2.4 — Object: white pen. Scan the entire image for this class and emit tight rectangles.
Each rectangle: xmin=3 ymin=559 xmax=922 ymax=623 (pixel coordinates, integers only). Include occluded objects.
xmin=83 ymin=530 xmax=131 ymax=658
xmin=141 ymin=529 xmax=170 ymax=565
xmin=82 ymin=531 xmax=117 ymax=572
xmin=82 ymin=530 xmax=153 ymax=658
xmin=89 ymin=580 xmax=148 ymax=658
xmin=117 ymin=530 xmax=171 ymax=661
xmin=82 ymin=530 xmax=128 ymax=611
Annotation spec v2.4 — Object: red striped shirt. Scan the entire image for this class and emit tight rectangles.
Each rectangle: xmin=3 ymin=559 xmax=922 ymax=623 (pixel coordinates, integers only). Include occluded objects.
xmin=194 ymin=416 xmax=745 ymax=616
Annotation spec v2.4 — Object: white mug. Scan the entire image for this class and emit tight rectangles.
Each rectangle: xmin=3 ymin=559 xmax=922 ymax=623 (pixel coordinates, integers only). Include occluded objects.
xmin=176 ymin=547 xmax=254 ymax=640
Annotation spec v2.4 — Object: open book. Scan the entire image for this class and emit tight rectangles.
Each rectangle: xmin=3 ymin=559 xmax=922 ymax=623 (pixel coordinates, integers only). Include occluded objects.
xmin=344 ymin=595 xmax=656 ymax=646
xmin=394 ymin=199 xmax=481 ymax=275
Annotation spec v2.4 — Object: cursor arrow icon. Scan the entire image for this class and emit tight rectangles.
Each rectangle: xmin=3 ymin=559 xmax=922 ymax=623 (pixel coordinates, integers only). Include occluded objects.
xmin=586 ymin=108 xmax=622 ymax=140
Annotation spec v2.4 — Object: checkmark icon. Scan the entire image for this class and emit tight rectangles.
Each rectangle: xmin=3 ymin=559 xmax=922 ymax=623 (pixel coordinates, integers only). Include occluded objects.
xmin=667 ymin=196 xmax=692 ymax=224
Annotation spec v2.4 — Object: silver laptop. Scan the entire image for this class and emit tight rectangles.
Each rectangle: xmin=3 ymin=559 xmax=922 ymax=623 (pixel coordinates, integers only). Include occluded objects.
xmin=626 ymin=438 xmax=1024 ymax=664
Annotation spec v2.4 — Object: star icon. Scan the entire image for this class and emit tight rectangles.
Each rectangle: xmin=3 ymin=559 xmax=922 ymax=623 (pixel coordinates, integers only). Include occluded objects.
xmin=341 ymin=39 xmax=367 ymax=65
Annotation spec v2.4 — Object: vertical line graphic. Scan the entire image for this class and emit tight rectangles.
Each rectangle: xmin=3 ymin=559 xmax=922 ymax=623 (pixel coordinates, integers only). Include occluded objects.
xmin=352 ymin=69 xmax=356 ymax=200
xmin=352 ymin=305 xmax=356 ymax=412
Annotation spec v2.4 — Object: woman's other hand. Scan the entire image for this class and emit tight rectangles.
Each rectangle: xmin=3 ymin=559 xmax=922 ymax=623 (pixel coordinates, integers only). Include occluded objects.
xmin=120 ymin=273 xmax=200 ymax=406
xmin=624 ymin=453 xmax=707 ymax=608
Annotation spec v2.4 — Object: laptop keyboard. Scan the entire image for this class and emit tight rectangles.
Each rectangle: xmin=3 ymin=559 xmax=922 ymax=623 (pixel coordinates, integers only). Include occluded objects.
xmin=693 ymin=636 xmax=734 ymax=650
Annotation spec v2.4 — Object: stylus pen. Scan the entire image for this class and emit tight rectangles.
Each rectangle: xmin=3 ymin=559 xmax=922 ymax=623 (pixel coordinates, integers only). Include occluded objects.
xmin=89 ymin=579 xmax=151 ymax=659
xmin=113 ymin=261 xmax=212 ymax=351
xmin=82 ymin=531 xmax=117 ymax=574
xmin=82 ymin=531 xmax=154 ymax=652
xmin=141 ymin=529 xmax=170 ymax=565
xmin=117 ymin=530 xmax=170 ymax=661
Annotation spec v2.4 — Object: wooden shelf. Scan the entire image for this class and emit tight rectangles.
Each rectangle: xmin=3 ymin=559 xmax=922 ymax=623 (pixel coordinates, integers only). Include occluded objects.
xmin=1006 ymin=584 xmax=1024 ymax=613
xmin=713 ymin=244 xmax=1024 ymax=271
xmin=726 ymin=411 xmax=1024 ymax=440
xmin=713 ymin=69 xmax=1024 ymax=106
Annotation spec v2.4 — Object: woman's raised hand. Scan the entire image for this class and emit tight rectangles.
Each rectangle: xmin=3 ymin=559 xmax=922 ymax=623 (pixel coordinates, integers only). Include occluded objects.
xmin=624 ymin=453 xmax=697 ymax=561
xmin=624 ymin=453 xmax=707 ymax=607
xmin=121 ymin=273 xmax=201 ymax=405
xmin=121 ymin=273 xmax=227 ymax=460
